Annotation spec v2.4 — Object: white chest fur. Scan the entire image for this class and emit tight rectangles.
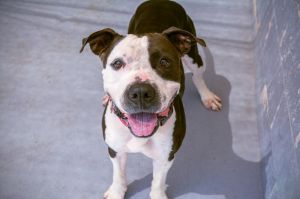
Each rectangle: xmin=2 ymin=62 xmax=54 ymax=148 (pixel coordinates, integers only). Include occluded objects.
xmin=104 ymin=102 xmax=176 ymax=160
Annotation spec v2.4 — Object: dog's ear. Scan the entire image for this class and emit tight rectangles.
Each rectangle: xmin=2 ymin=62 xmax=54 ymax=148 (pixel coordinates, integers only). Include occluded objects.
xmin=162 ymin=26 xmax=206 ymax=55
xmin=80 ymin=28 xmax=122 ymax=58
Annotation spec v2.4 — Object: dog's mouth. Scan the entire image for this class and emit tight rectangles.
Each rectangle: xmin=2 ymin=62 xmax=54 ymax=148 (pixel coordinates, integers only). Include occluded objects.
xmin=110 ymin=100 xmax=173 ymax=138
xmin=126 ymin=107 xmax=171 ymax=137
xmin=127 ymin=112 xmax=159 ymax=137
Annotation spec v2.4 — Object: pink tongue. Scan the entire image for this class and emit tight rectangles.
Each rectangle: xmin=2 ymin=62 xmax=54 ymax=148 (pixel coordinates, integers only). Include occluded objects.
xmin=127 ymin=113 xmax=157 ymax=137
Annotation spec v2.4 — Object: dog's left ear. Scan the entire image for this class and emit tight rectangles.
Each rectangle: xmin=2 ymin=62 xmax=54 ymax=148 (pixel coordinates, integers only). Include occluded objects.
xmin=80 ymin=28 xmax=122 ymax=59
xmin=162 ymin=26 xmax=206 ymax=55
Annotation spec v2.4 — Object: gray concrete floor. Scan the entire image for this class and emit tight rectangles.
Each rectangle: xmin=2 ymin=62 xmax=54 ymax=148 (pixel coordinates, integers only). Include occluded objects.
xmin=0 ymin=0 xmax=263 ymax=199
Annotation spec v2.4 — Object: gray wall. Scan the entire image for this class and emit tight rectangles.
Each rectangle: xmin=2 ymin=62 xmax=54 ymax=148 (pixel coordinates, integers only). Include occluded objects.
xmin=254 ymin=0 xmax=300 ymax=198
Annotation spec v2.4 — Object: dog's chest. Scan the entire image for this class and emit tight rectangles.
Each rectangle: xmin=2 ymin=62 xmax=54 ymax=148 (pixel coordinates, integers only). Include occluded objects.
xmin=104 ymin=103 xmax=176 ymax=159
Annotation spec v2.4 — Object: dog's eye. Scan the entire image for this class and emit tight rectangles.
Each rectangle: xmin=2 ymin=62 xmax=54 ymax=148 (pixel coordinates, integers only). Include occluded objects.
xmin=111 ymin=59 xmax=125 ymax=70
xmin=160 ymin=58 xmax=170 ymax=68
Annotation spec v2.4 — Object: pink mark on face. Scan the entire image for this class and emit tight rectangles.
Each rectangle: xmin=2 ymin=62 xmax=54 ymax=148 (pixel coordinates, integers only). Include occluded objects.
xmin=138 ymin=72 xmax=149 ymax=82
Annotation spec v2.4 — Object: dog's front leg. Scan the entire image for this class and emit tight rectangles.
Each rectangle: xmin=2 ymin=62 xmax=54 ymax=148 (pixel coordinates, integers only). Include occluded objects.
xmin=150 ymin=159 xmax=173 ymax=199
xmin=192 ymin=68 xmax=222 ymax=111
xmin=104 ymin=152 xmax=127 ymax=199
xmin=182 ymin=55 xmax=222 ymax=111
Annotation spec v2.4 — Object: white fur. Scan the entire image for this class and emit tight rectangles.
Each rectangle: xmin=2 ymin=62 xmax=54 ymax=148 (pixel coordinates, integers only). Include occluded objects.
xmin=182 ymin=54 xmax=208 ymax=95
xmin=102 ymin=35 xmax=180 ymax=113
xmin=104 ymin=154 xmax=127 ymax=199
xmin=150 ymin=160 xmax=173 ymax=199
xmin=104 ymin=101 xmax=176 ymax=159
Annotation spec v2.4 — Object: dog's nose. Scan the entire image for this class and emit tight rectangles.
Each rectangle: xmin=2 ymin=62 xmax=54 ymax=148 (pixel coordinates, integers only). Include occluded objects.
xmin=126 ymin=83 xmax=156 ymax=107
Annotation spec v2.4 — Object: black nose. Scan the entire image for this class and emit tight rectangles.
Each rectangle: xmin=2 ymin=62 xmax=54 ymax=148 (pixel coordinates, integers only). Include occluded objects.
xmin=126 ymin=83 xmax=156 ymax=108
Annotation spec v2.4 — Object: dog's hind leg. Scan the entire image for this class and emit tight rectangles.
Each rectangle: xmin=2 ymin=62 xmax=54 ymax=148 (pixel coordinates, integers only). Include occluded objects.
xmin=150 ymin=159 xmax=173 ymax=199
xmin=104 ymin=152 xmax=127 ymax=199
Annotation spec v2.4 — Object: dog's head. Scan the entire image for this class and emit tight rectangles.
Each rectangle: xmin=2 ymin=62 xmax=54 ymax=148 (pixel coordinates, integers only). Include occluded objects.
xmin=80 ymin=27 xmax=206 ymax=137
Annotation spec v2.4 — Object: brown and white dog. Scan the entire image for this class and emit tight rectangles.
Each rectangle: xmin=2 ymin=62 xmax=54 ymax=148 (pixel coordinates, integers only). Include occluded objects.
xmin=80 ymin=1 xmax=222 ymax=198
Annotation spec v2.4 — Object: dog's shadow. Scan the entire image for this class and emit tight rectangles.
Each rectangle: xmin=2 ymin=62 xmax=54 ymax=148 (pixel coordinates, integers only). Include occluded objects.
xmin=125 ymin=48 xmax=262 ymax=199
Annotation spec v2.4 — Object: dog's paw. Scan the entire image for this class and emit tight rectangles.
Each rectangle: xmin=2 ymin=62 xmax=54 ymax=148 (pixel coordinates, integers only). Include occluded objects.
xmin=201 ymin=91 xmax=222 ymax=111
xmin=103 ymin=185 xmax=126 ymax=199
xmin=102 ymin=94 xmax=110 ymax=107
xmin=150 ymin=189 xmax=168 ymax=199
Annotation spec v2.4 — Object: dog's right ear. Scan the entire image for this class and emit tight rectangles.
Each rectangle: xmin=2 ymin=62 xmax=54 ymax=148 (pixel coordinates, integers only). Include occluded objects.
xmin=162 ymin=26 xmax=206 ymax=56
xmin=80 ymin=28 xmax=122 ymax=58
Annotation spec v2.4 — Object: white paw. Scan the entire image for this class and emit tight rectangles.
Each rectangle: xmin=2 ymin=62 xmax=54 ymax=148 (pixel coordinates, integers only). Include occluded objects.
xmin=150 ymin=189 xmax=168 ymax=199
xmin=201 ymin=91 xmax=222 ymax=111
xmin=103 ymin=185 xmax=126 ymax=199
xmin=102 ymin=94 xmax=110 ymax=107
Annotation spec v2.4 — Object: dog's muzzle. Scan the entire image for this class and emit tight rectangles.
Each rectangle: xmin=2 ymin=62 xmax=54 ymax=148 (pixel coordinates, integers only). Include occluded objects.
xmin=105 ymin=82 xmax=176 ymax=138
xmin=106 ymin=96 xmax=175 ymax=138
xmin=109 ymin=100 xmax=173 ymax=138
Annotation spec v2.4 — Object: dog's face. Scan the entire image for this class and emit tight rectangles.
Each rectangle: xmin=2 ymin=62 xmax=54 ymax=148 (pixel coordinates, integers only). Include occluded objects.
xmin=103 ymin=33 xmax=181 ymax=114
xmin=80 ymin=27 xmax=205 ymax=137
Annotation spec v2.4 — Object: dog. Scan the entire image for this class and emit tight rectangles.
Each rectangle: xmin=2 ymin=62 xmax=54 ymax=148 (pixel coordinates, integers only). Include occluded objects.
xmin=80 ymin=1 xmax=222 ymax=198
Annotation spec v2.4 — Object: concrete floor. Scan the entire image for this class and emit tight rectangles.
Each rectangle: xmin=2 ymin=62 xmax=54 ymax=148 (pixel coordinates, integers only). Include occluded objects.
xmin=0 ymin=0 xmax=263 ymax=199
